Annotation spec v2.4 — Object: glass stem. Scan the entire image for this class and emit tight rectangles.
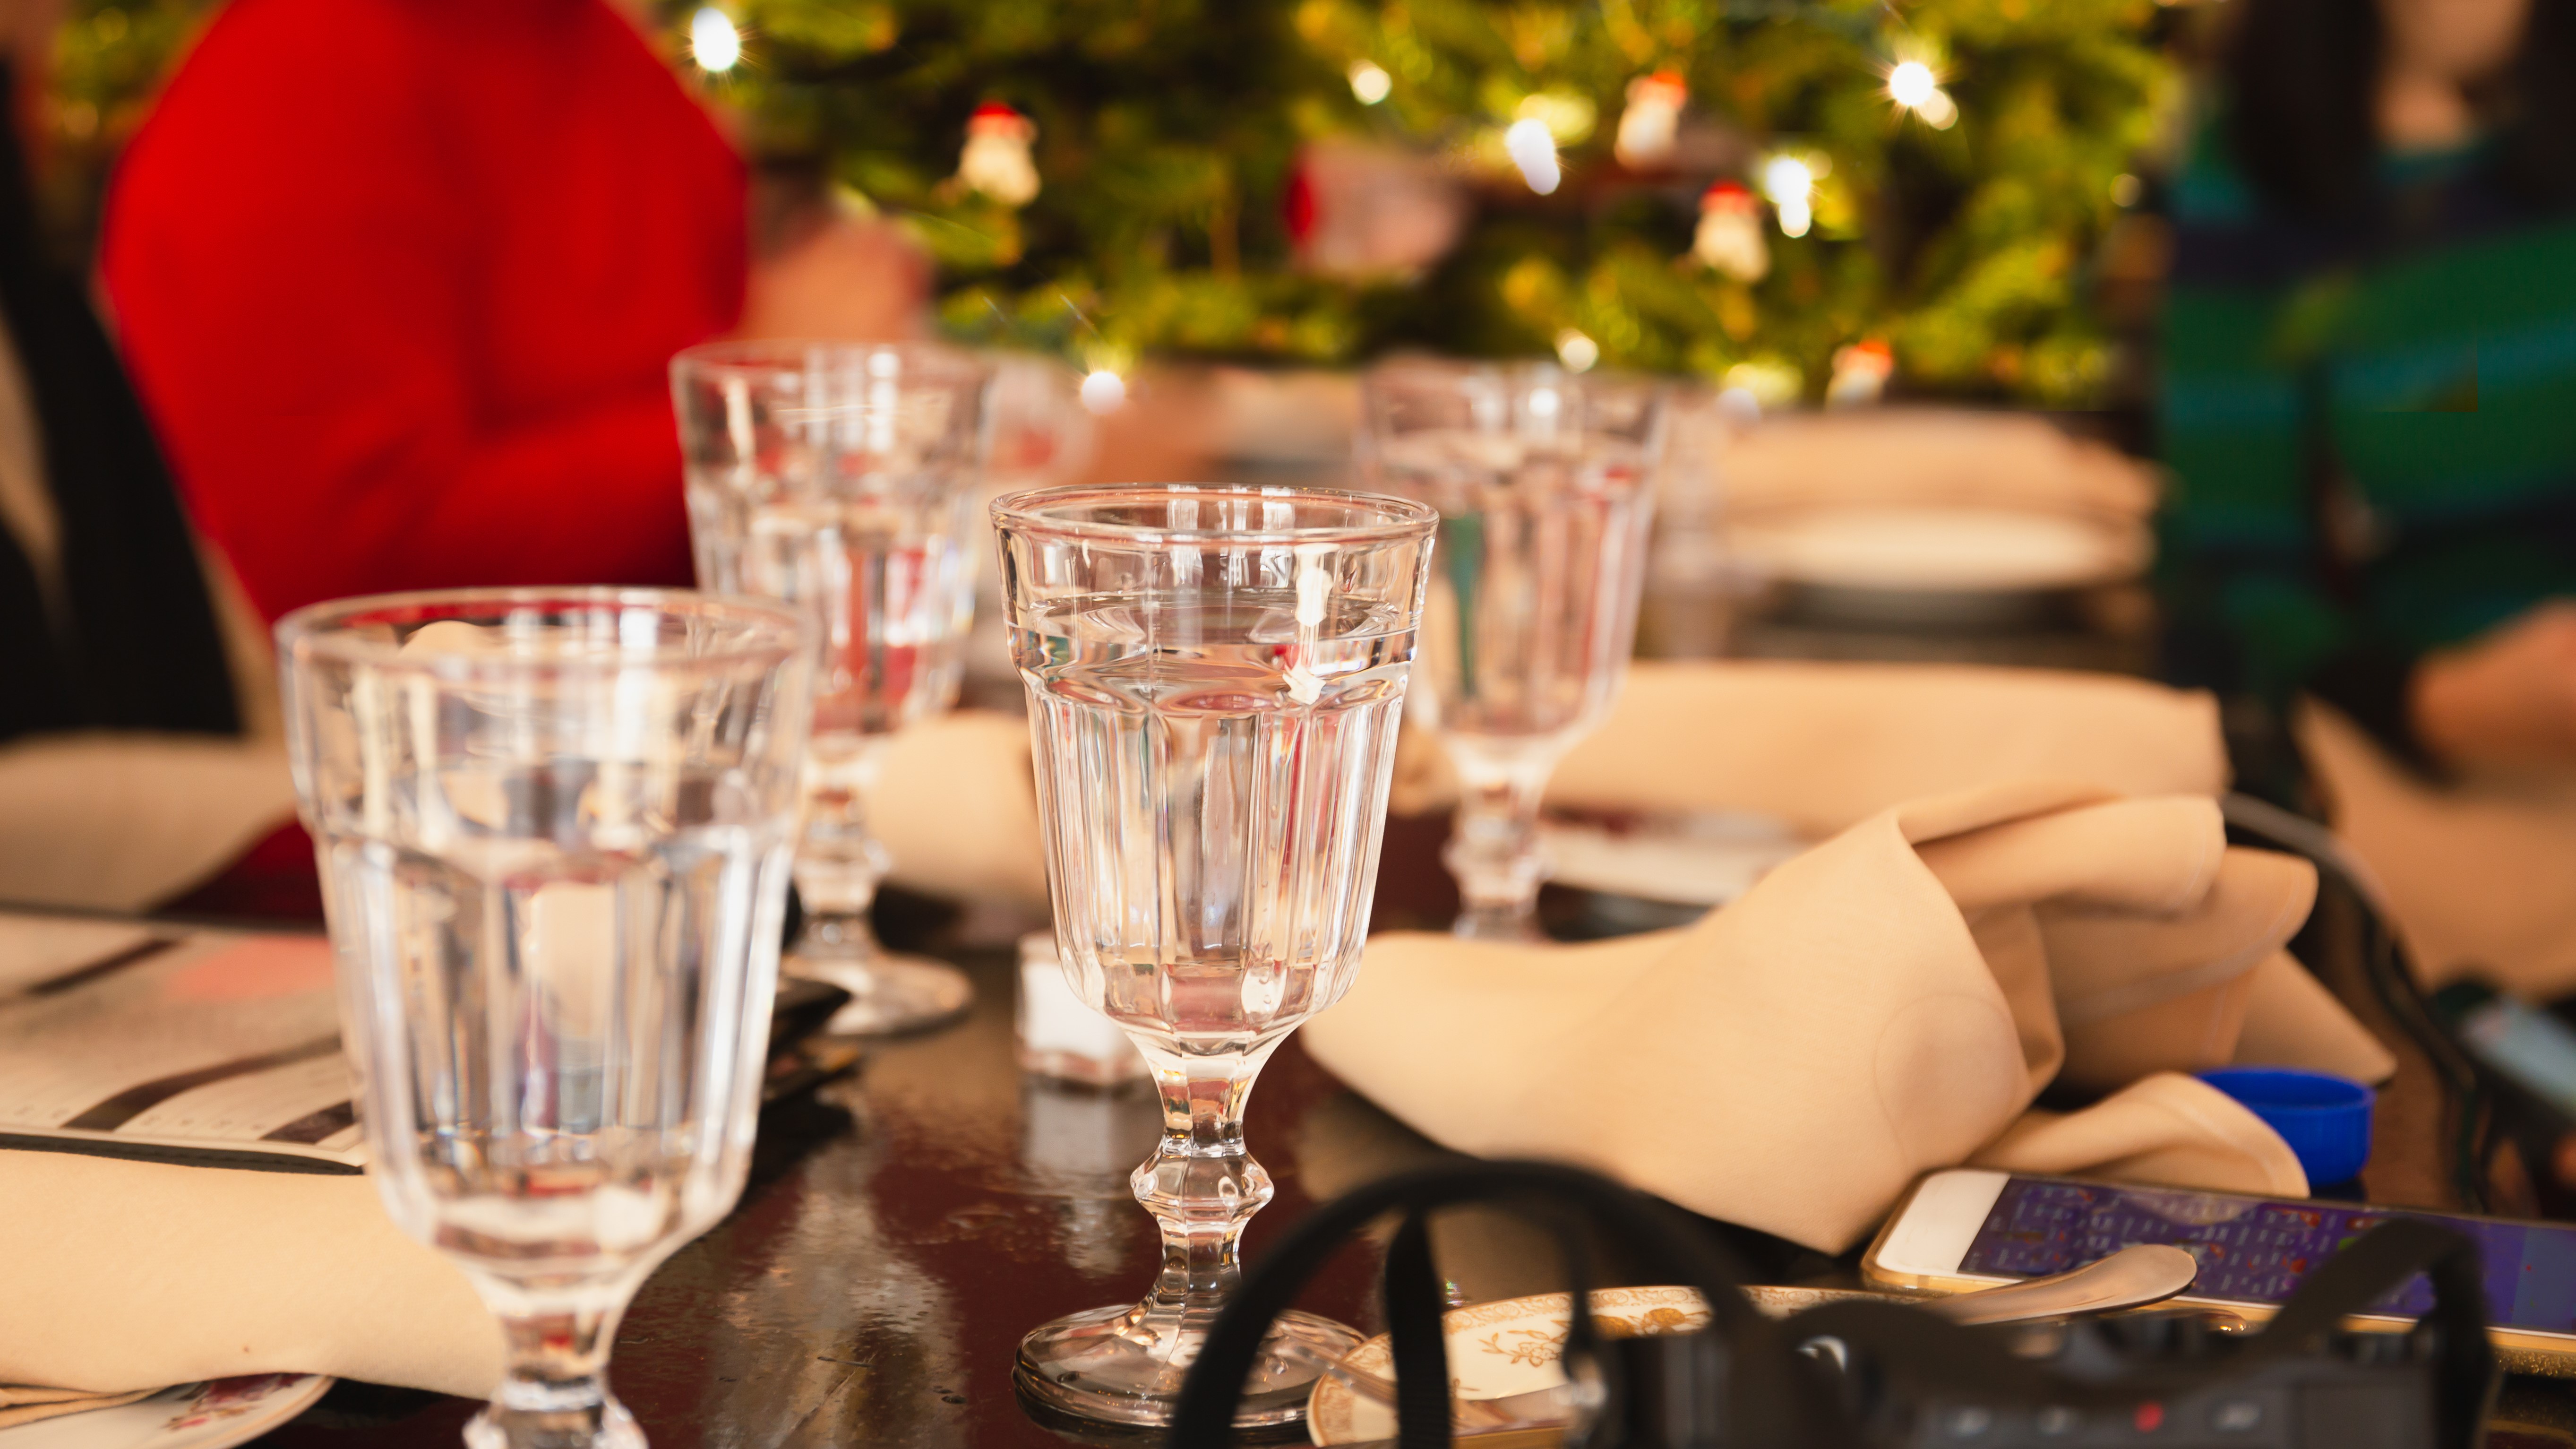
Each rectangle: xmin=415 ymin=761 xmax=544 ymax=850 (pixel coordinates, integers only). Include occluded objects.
xmin=467 ymin=1300 xmax=639 ymax=1449
xmin=793 ymin=737 xmax=892 ymax=960
xmin=1443 ymin=741 xmax=1560 ymax=941
xmin=1130 ymin=1039 xmax=1279 ymax=1337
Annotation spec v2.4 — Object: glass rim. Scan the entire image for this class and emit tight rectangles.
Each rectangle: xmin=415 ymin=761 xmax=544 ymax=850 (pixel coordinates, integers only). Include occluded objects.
xmin=274 ymin=586 xmax=811 ymax=673
xmin=1358 ymin=354 xmax=1668 ymax=397
xmin=989 ymin=483 xmax=1439 ymax=545
xmin=670 ymin=336 xmax=994 ymax=388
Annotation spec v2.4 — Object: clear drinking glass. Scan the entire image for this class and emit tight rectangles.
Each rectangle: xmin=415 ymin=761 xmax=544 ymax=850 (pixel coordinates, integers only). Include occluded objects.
xmin=1356 ymin=361 xmax=1667 ymax=940
xmin=276 ymin=588 xmax=813 ymax=1449
xmin=994 ymin=483 xmax=1438 ymax=1427
xmin=672 ymin=340 xmax=993 ymax=1035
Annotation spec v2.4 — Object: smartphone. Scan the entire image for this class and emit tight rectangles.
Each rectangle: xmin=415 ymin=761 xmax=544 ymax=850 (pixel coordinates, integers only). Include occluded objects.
xmin=1863 ymin=1168 xmax=2576 ymax=1365
xmin=2433 ymin=979 xmax=2576 ymax=1122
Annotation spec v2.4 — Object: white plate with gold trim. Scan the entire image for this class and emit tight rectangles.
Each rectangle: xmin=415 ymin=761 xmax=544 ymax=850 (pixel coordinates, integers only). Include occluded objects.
xmin=1307 ymin=1287 xmax=1710 ymax=1444
xmin=1540 ymin=809 xmax=1808 ymax=908
xmin=0 ymin=1376 xmax=331 ymax=1449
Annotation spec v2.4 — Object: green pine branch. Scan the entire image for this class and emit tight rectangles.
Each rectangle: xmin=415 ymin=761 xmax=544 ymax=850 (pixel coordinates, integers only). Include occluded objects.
xmin=47 ymin=0 xmax=2169 ymax=404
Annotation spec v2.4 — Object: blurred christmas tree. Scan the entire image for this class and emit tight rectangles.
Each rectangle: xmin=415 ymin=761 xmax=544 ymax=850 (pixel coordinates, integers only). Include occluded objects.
xmin=48 ymin=0 xmax=2172 ymax=405
xmin=37 ymin=0 xmax=210 ymax=246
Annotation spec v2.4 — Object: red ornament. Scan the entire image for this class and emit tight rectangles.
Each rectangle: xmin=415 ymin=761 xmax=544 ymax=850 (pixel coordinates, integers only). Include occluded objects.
xmin=1283 ymin=167 xmax=1317 ymax=243
xmin=958 ymin=102 xmax=1039 ymax=205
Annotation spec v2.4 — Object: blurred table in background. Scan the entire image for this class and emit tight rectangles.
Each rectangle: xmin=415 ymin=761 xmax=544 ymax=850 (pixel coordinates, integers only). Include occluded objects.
xmin=1648 ymin=577 xmax=2157 ymax=677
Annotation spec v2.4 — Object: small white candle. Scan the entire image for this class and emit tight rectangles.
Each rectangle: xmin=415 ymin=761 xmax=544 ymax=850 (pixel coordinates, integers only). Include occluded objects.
xmin=1015 ymin=932 xmax=1147 ymax=1085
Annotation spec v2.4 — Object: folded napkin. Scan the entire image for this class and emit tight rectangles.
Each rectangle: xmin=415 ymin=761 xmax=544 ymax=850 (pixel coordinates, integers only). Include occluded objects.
xmin=1391 ymin=660 xmax=2229 ymax=831
xmin=0 ymin=709 xmax=1046 ymax=920
xmin=874 ymin=708 xmax=1049 ymax=909
xmin=1300 ymin=781 xmax=2396 ymax=1252
xmin=0 ymin=1151 xmax=498 ymax=1397
xmin=2300 ymin=702 xmax=2576 ymax=999
xmin=0 ymin=1386 xmax=155 ymax=1430
xmin=882 ymin=668 xmax=2228 ymax=918
xmin=0 ymin=734 xmax=298 ymax=912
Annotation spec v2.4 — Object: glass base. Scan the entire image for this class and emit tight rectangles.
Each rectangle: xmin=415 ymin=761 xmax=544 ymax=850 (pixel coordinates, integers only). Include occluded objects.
xmin=788 ymin=951 xmax=975 ymax=1037
xmin=463 ymin=1397 xmax=644 ymax=1449
xmin=1013 ymin=1301 xmax=1360 ymax=1428
xmin=1451 ymin=902 xmax=1548 ymax=944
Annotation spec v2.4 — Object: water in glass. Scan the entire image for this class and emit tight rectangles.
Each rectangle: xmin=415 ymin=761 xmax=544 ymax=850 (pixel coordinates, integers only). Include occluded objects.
xmin=1021 ymin=591 xmax=1415 ymax=1053
xmin=1368 ymin=427 xmax=1655 ymax=744
xmin=672 ymin=340 xmax=992 ymax=1035
xmin=997 ymin=484 xmax=1437 ymax=1430
xmin=1359 ymin=365 xmax=1665 ymax=940
xmin=282 ymin=590 xmax=811 ymax=1449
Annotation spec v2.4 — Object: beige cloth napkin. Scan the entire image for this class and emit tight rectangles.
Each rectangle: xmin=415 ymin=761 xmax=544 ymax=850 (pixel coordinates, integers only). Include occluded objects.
xmin=0 ymin=1151 xmax=499 ymax=1397
xmin=1301 ymin=781 xmax=2396 ymax=1253
xmin=0 ymin=709 xmax=1045 ymax=919
xmin=874 ymin=708 xmax=1049 ymax=909
xmin=0 ymin=1387 xmax=156 ymax=1430
xmin=1391 ymin=659 xmax=2230 ymax=830
xmin=830 ymin=664 xmax=2229 ymax=917
xmin=2300 ymin=702 xmax=2576 ymax=998
xmin=0 ymin=710 xmax=1040 ymax=1402
xmin=0 ymin=735 xmax=298 ymax=911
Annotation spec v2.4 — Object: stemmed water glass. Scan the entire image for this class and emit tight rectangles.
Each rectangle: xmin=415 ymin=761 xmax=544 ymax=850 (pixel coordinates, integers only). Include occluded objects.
xmin=672 ymin=340 xmax=992 ymax=1035
xmin=277 ymin=588 xmax=814 ymax=1449
xmin=1357 ymin=361 xmax=1667 ymax=940
xmin=994 ymin=483 xmax=1439 ymax=1427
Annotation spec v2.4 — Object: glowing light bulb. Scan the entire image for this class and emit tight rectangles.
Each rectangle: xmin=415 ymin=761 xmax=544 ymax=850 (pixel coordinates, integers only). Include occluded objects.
xmin=689 ymin=8 xmax=740 ymax=71
xmin=1554 ymin=329 xmax=1600 ymax=373
xmin=1348 ymin=60 xmax=1392 ymax=105
xmin=1761 ymin=155 xmax=1814 ymax=204
xmin=1080 ymin=369 xmax=1127 ymax=415
xmin=1888 ymin=61 xmax=1938 ymax=110
xmin=1505 ymin=118 xmax=1562 ymax=196
xmin=1761 ymin=155 xmax=1815 ymax=237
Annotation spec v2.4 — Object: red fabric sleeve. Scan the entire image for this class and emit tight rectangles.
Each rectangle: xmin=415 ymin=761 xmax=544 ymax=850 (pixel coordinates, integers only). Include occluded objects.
xmin=101 ymin=1 xmax=700 ymax=622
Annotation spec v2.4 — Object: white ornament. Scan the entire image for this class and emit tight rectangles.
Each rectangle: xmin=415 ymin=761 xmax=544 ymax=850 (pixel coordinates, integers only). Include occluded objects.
xmin=1503 ymin=118 xmax=1560 ymax=195
xmin=1615 ymin=70 xmax=1688 ymax=169
xmin=1694 ymin=181 xmax=1769 ymax=282
xmin=959 ymin=102 xmax=1039 ymax=207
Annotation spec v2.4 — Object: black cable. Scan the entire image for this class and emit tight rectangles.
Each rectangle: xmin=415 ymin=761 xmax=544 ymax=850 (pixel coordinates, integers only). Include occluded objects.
xmin=2222 ymin=794 xmax=2491 ymax=1211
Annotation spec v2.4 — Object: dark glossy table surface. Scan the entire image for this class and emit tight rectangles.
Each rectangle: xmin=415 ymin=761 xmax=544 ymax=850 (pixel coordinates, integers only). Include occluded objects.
xmin=263 ymin=943 xmax=1416 ymax=1449
xmin=248 ymin=807 xmax=2576 ymax=1449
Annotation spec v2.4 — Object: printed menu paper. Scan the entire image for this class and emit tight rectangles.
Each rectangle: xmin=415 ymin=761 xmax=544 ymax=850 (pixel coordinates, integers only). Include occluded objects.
xmin=0 ymin=913 xmax=362 ymax=1171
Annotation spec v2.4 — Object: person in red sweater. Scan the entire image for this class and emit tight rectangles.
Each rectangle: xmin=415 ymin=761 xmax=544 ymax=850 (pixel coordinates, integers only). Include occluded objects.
xmin=102 ymin=0 xmax=920 ymax=622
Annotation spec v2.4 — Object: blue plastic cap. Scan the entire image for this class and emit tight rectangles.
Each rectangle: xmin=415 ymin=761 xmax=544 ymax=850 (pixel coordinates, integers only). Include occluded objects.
xmin=2196 ymin=1067 xmax=2376 ymax=1187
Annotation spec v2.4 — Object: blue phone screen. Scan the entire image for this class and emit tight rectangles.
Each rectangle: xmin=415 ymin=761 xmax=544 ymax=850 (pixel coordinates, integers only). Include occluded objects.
xmin=1961 ymin=1177 xmax=2576 ymax=1333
